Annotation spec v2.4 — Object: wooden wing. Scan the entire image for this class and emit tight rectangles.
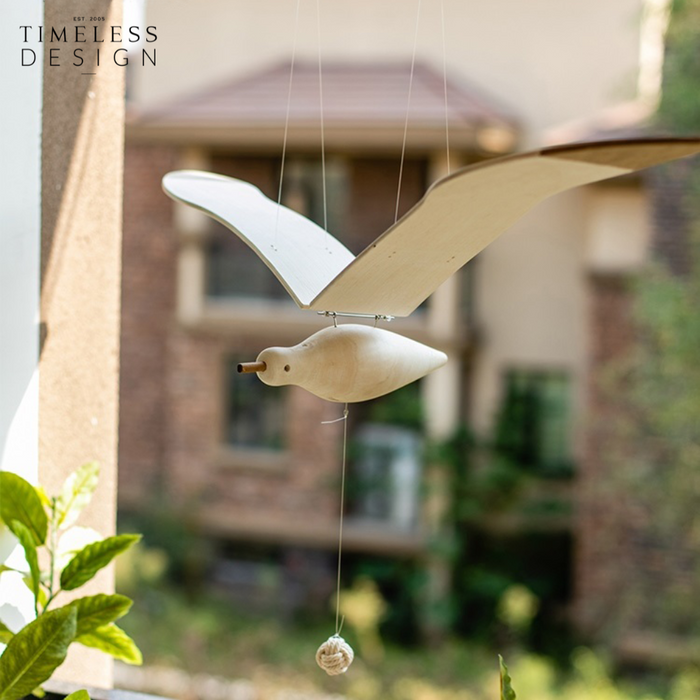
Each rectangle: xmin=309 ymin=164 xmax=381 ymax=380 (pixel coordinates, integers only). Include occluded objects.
xmin=162 ymin=170 xmax=354 ymax=307
xmin=164 ymin=139 xmax=700 ymax=317
xmin=308 ymin=138 xmax=700 ymax=316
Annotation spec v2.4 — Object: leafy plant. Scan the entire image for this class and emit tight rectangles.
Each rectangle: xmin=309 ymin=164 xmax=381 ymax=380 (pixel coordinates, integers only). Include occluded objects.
xmin=0 ymin=465 xmax=142 ymax=700
xmin=499 ymin=655 xmax=517 ymax=700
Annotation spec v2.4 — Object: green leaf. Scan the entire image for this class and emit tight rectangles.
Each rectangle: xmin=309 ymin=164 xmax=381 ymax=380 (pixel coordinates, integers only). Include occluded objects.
xmin=11 ymin=521 xmax=40 ymax=602
xmin=60 ymin=534 xmax=141 ymax=591
xmin=0 ymin=607 xmax=76 ymax=700
xmin=0 ymin=473 xmax=48 ymax=545
xmin=55 ymin=463 xmax=99 ymax=530
xmin=63 ymin=690 xmax=89 ymax=700
xmin=0 ymin=621 xmax=13 ymax=645
xmin=76 ymin=625 xmax=142 ymax=665
xmin=30 ymin=688 xmax=45 ymax=699
xmin=34 ymin=488 xmax=51 ymax=511
xmin=55 ymin=527 xmax=102 ymax=573
xmin=58 ymin=594 xmax=133 ymax=637
xmin=499 ymin=655 xmax=517 ymax=700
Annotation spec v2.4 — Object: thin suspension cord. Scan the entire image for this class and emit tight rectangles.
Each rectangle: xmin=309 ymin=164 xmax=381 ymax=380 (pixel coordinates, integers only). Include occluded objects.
xmin=321 ymin=403 xmax=350 ymax=635
xmin=274 ymin=0 xmax=301 ymax=250
xmin=316 ymin=0 xmax=329 ymax=245
xmin=440 ymin=0 xmax=451 ymax=175
xmin=395 ymin=0 xmax=422 ymax=224
xmin=334 ymin=403 xmax=349 ymax=634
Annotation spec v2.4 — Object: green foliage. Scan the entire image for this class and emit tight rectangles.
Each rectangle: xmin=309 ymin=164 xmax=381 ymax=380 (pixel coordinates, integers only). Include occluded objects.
xmin=429 ymin=420 xmax=573 ymax=651
xmin=11 ymin=522 xmax=40 ymax=606
xmin=0 ymin=466 xmax=143 ymax=699
xmin=76 ymin=624 xmax=142 ymax=665
xmin=364 ymin=383 xmax=424 ymax=430
xmin=497 ymin=585 xmax=539 ymax=635
xmin=121 ymin=581 xmax=697 ymax=700
xmin=591 ymin=0 xmax=700 ymax=639
xmin=493 ymin=371 xmax=574 ymax=478
xmin=64 ymin=691 xmax=90 ymax=700
xmin=0 ymin=472 xmax=48 ymax=546
xmin=60 ymin=534 xmax=141 ymax=591
xmin=499 ymin=655 xmax=517 ymax=700
xmin=117 ymin=496 xmax=212 ymax=598
xmin=0 ymin=607 xmax=76 ymax=700
xmin=55 ymin=462 xmax=99 ymax=530
xmin=65 ymin=593 xmax=133 ymax=637
xmin=656 ymin=0 xmax=700 ymax=133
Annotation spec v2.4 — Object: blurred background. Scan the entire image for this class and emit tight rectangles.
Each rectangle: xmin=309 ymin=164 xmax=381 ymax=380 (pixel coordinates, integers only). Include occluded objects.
xmin=115 ymin=0 xmax=700 ymax=697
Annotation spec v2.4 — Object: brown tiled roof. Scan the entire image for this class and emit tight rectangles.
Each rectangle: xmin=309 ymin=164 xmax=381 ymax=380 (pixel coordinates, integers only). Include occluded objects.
xmin=130 ymin=61 xmax=518 ymax=151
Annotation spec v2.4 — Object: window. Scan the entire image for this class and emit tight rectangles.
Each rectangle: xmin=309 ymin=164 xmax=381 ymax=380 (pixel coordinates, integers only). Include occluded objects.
xmin=207 ymin=232 xmax=290 ymax=301
xmin=348 ymin=383 xmax=424 ymax=530
xmin=225 ymin=357 xmax=286 ymax=451
xmin=282 ymin=158 xmax=348 ymax=237
xmin=351 ymin=424 xmax=422 ymax=531
xmin=494 ymin=370 xmax=573 ymax=476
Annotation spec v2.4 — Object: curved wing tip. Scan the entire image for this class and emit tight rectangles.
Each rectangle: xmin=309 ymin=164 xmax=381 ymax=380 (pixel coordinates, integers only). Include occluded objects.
xmin=162 ymin=169 xmax=214 ymax=184
xmin=161 ymin=170 xmax=265 ymax=195
xmin=161 ymin=169 xmax=200 ymax=191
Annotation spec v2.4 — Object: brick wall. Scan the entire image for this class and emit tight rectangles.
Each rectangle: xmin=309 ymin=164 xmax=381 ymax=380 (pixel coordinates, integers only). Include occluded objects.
xmin=346 ymin=157 xmax=426 ymax=253
xmin=162 ymin=325 xmax=343 ymax=527
xmin=119 ymin=143 xmax=178 ymax=503
xmin=576 ymin=165 xmax=699 ymax=651
xmin=649 ymin=163 xmax=693 ymax=275
xmin=575 ymin=274 xmax=636 ymax=636
xmin=119 ymin=148 xmax=425 ymax=544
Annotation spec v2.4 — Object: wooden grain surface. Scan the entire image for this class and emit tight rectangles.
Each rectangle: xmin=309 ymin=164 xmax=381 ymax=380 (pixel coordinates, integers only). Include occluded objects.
xmin=256 ymin=324 xmax=447 ymax=403
xmin=163 ymin=138 xmax=700 ymax=317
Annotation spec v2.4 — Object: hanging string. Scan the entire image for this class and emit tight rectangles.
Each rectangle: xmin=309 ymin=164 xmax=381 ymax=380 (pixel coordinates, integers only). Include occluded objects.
xmin=316 ymin=403 xmax=354 ymax=675
xmin=273 ymin=0 xmax=301 ymax=251
xmin=440 ymin=0 xmax=451 ymax=175
xmin=316 ymin=0 xmax=329 ymax=247
xmin=395 ymin=0 xmax=423 ymax=224
xmin=333 ymin=403 xmax=349 ymax=635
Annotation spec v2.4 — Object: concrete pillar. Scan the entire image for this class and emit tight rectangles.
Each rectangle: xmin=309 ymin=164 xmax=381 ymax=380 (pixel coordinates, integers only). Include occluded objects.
xmin=175 ymin=148 xmax=210 ymax=324
xmin=40 ymin=0 xmax=125 ymax=687
xmin=423 ymin=150 xmax=463 ymax=440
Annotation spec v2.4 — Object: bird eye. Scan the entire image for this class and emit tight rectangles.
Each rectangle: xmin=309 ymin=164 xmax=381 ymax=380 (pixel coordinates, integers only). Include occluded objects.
xmin=284 ymin=365 xmax=291 ymax=372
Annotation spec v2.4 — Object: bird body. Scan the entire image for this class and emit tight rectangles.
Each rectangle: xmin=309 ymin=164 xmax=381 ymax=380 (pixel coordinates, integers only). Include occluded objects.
xmin=254 ymin=324 xmax=447 ymax=403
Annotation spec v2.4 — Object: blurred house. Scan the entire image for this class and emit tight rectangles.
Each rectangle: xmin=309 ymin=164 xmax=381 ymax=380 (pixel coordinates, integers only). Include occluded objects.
xmin=118 ymin=0 xmax=679 ymax=648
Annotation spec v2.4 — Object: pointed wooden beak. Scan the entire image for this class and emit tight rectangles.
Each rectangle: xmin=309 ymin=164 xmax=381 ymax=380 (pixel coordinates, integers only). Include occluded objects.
xmin=237 ymin=361 xmax=267 ymax=374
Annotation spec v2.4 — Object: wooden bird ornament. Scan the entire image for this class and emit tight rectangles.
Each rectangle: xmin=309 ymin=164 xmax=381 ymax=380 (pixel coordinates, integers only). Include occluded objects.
xmin=163 ymin=138 xmax=700 ymax=403
xmin=239 ymin=324 xmax=447 ymax=404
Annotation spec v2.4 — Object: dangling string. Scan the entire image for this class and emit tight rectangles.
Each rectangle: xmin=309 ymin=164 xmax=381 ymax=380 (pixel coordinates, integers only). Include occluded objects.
xmin=273 ymin=0 xmax=301 ymax=251
xmin=316 ymin=0 xmax=329 ymax=248
xmin=440 ymin=0 xmax=451 ymax=175
xmin=333 ymin=403 xmax=349 ymax=635
xmin=320 ymin=402 xmax=349 ymax=633
xmin=395 ymin=0 xmax=422 ymax=224
xmin=316 ymin=403 xmax=354 ymax=675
